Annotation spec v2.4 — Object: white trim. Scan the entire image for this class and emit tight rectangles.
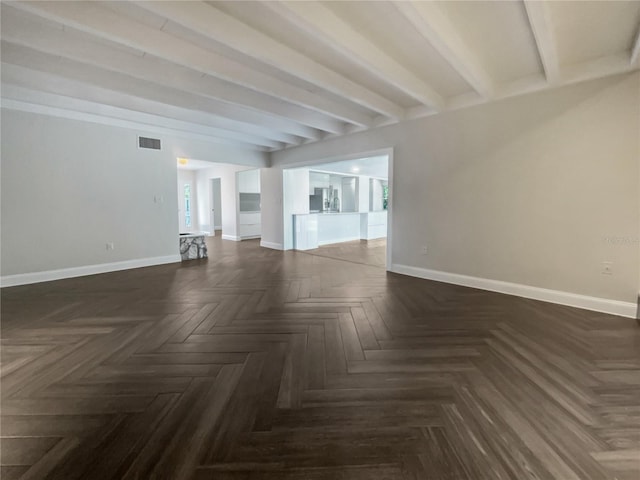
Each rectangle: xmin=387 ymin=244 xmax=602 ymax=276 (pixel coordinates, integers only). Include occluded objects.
xmin=385 ymin=149 xmax=394 ymax=273
xmin=221 ymin=234 xmax=241 ymax=241
xmin=260 ymin=241 xmax=284 ymax=250
xmin=391 ymin=264 xmax=637 ymax=319
xmin=1 ymin=255 xmax=181 ymax=288
xmin=239 ymin=235 xmax=262 ymax=240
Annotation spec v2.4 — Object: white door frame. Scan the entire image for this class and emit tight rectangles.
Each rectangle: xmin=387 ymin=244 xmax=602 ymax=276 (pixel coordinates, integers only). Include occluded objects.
xmin=178 ymin=181 xmax=193 ymax=233
xmin=281 ymin=147 xmax=394 ymax=271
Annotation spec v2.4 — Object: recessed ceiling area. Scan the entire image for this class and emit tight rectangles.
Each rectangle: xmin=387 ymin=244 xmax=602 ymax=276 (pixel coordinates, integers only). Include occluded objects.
xmin=307 ymin=156 xmax=389 ymax=180
xmin=1 ymin=1 xmax=638 ymax=152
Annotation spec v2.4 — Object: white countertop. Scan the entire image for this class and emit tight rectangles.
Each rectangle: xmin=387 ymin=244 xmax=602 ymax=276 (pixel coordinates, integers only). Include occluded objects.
xmin=179 ymin=233 xmax=206 ymax=238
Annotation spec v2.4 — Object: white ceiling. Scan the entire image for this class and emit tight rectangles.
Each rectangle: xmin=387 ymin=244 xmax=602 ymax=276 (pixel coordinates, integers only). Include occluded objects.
xmin=2 ymin=1 xmax=639 ymax=153
xmin=309 ymin=156 xmax=389 ymax=180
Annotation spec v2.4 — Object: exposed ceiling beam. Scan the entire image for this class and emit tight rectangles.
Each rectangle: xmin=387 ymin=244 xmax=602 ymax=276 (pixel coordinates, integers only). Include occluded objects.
xmin=404 ymin=48 xmax=640 ymax=121
xmin=1 ymin=45 xmax=304 ymax=146
xmin=262 ymin=1 xmax=444 ymax=111
xmin=1 ymin=6 xmax=345 ymax=136
xmin=524 ymin=0 xmax=560 ymax=84
xmin=1 ymin=37 xmax=319 ymax=143
xmin=394 ymin=1 xmax=495 ymax=100
xmin=133 ymin=1 xmax=405 ymax=120
xmin=6 ymin=1 xmax=374 ymax=128
xmin=1 ymin=86 xmax=275 ymax=151
xmin=631 ymin=24 xmax=640 ymax=66
xmin=1 ymin=63 xmax=288 ymax=150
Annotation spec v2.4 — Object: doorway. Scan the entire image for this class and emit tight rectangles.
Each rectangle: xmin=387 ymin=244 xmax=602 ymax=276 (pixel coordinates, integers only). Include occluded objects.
xmin=282 ymin=150 xmax=393 ymax=270
xmin=209 ymin=178 xmax=222 ymax=236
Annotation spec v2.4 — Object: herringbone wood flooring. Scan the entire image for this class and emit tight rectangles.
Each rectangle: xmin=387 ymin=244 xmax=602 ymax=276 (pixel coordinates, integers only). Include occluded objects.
xmin=1 ymin=237 xmax=639 ymax=479
xmin=304 ymin=238 xmax=386 ymax=267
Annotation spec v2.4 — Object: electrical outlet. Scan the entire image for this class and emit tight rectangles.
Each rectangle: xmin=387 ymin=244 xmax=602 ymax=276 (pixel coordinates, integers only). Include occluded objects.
xmin=106 ymin=242 xmax=115 ymax=251
xmin=602 ymin=261 xmax=613 ymax=275
xmin=421 ymin=245 xmax=428 ymax=255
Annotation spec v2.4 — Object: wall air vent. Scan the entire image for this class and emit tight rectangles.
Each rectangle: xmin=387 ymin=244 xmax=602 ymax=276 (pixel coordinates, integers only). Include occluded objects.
xmin=138 ymin=136 xmax=161 ymax=150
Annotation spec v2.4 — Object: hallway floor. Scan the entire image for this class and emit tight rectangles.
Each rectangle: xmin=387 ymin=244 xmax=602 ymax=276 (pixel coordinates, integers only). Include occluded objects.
xmin=304 ymin=238 xmax=386 ymax=268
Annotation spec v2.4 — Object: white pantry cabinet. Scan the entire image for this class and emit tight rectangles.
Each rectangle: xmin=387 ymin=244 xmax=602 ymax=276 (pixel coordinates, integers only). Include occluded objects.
xmin=238 ymin=169 xmax=260 ymax=193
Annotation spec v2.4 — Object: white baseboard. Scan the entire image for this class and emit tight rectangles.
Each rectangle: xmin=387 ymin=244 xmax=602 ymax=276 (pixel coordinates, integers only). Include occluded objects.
xmin=391 ymin=264 xmax=637 ymax=319
xmin=260 ymin=241 xmax=283 ymax=250
xmin=222 ymin=234 xmax=261 ymax=241
xmin=1 ymin=254 xmax=181 ymax=288
xmin=221 ymin=234 xmax=240 ymax=241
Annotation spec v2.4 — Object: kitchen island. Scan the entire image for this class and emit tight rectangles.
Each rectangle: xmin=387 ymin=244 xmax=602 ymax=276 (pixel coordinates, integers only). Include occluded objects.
xmin=293 ymin=211 xmax=387 ymax=250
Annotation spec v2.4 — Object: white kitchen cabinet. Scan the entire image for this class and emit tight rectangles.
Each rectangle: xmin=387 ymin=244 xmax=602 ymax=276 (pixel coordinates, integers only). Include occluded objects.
xmin=239 ymin=223 xmax=261 ymax=238
xmin=294 ymin=214 xmax=318 ymax=250
xmin=239 ymin=212 xmax=261 ymax=225
xmin=238 ymin=169 xmax=260 ymax=193
xmin=238 ymin=212 xmax=261 ymax=239
xmin=363 ymin=211 xmax=387 ymax=240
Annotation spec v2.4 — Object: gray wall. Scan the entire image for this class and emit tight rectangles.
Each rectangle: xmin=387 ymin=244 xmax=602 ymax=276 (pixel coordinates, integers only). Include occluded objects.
xmin=259 ymin=168 xmax=284 ymax=249
xmin=1 ymin=109 xmax=267 ymax=277
xmin=269 ymin=73 xmax=640 ymax=303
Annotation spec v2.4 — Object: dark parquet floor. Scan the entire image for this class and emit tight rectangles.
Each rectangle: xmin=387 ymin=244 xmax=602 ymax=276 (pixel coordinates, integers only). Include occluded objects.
xmin=1 ymin=236 xmax=639 ymax=479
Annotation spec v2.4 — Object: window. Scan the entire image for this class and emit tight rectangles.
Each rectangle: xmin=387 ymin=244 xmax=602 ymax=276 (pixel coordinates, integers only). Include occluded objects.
xmin=383 ymin=184 xmax=389 ymax=210
xmin=184 ymin=184 xmax=192 ymax=228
